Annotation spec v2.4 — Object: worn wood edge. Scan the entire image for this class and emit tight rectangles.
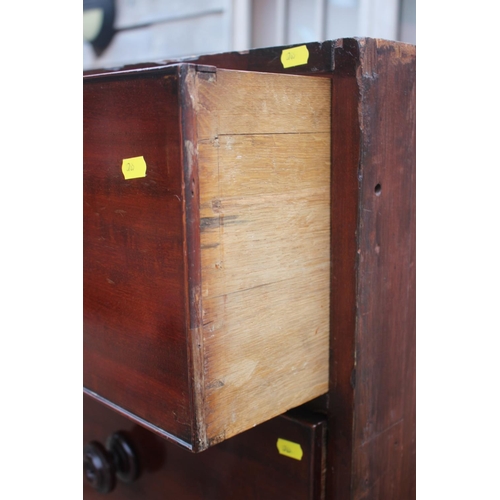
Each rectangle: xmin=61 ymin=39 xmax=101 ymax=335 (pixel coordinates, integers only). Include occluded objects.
xmin=326 ymin=38 xmax=361 ymax=500
xmin=355 ymin=37 xmax=416 ymax=101
xmin=83 ymin=387 xmax=194 ymax=450
xmin=314 ymin=416 xmax=328 ymax=500
xmin=179 ymin=64 xmax=216 ymax=452
xmin=352 ymin=37 xmax=416 ymax=498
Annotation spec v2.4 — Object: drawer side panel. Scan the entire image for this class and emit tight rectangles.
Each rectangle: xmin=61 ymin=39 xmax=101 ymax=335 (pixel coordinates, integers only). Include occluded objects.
xmin=196 ymin=70 xmax=331 ymax=445
xmin=83 ymin=71 xmax=193 ymax=444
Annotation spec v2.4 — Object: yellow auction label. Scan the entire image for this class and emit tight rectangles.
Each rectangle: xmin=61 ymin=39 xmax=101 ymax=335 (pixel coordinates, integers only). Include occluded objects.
xmin=122 ymin=156 xmax=147 ymax=180
xmin=281 ymin=45 xmax=309 ymax=69
xmin=276 ymin=438 xmax=303 ymax=460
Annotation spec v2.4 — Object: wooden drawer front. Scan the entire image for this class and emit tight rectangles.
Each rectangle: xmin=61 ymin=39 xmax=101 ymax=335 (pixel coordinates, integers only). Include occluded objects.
xmin=83 ymin=395 xmax=326 ymax=500
xmin=84 ymin=64 xmax=331 ymax=451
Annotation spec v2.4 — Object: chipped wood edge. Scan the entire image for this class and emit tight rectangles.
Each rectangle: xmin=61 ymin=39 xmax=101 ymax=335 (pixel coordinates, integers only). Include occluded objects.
xmin=178 ymin=64 xmax=217 ymax=451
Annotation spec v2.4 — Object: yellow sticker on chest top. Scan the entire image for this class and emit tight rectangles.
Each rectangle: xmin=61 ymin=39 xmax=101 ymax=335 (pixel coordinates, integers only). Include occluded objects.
xmin=281 ymin=45 xmax=309 ymax=69
xmin=277 ymin=438 xmax=303 ymax=460
xmin=122 ymin=156 xmax=147 ymax=180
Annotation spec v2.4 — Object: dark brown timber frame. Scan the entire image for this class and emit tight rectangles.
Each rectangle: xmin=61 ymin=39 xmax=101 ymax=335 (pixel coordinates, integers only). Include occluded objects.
xmin=193 ymin=38 xmax=416 ymax=499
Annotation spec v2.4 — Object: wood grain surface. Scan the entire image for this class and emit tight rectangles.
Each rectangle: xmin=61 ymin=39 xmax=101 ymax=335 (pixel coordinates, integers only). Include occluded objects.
xmin=197 ymin=70 xmax=331 ymax=442
xmin=194 ymin=69 xmax=331 ymax=445
xmin=83 ymin=67 xmax=194 ymax=446
xmin=84 ymin=64 xmax=332 ymax=451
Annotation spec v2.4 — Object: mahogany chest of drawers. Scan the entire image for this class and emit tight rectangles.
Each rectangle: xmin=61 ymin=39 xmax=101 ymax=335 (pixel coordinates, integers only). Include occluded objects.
xmin=84 ymin=37 xmax=416 ymax=499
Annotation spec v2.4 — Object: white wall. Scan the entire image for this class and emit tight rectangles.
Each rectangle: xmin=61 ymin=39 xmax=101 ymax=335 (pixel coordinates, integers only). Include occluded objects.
xmin=251 ymin=0 xmax=416 ymax=49
xmin=84 ymin=0 xmax=238 ymax=70
xmin=83 ymin=0 xmax=415 ymax=70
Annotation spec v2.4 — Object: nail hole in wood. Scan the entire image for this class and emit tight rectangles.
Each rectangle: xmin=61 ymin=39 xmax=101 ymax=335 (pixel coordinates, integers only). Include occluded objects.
xmin=374 ymin=184 xmax=382 ymax=196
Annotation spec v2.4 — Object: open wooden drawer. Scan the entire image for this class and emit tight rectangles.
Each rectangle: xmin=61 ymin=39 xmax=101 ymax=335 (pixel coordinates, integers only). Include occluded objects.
xmin=83 ymin=64 xmax=331 ymax=451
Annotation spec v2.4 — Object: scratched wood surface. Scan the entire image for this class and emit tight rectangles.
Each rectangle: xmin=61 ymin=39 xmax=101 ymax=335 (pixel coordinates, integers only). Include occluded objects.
xmin=194 ymin=69 xmax=331 ymax=445
xmin=189 ymin=38 xmax=416 ymax=498
xmin=348 ymin=39 xmax=416 ymax=500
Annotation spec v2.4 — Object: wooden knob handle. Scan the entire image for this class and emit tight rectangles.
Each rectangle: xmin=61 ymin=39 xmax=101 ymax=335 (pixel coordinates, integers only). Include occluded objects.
xmin=83 ymin=432 xmax=139 ymax=494
xmin=83 ymin=441 xmax=116 ymax=494
xmin=106 ymin=431 xmax=140 ymax=484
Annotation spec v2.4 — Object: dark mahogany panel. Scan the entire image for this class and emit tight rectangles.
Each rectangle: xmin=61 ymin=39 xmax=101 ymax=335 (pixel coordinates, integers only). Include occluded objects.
xmin=349 ymin=40 xmax=416 ymax=500
xmin=183 ymin=38 xmax=416 ymax=499
xmin=327 ymin=40 xmax=361 ymax=500
xmin=83 ymin=67 xmax=193 ymax=446
xmin=83 ymin=395 xmax=326 ymax=500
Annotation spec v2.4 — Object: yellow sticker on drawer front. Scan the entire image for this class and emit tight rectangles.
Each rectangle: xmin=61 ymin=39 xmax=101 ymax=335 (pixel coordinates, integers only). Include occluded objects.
xmin=277 ymin=438 xmax=303 ymax=460
xmin=122 ymin=156 xmax=147 ymax=180
xmin=281 ymin=45 xmax=309 ymax=69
